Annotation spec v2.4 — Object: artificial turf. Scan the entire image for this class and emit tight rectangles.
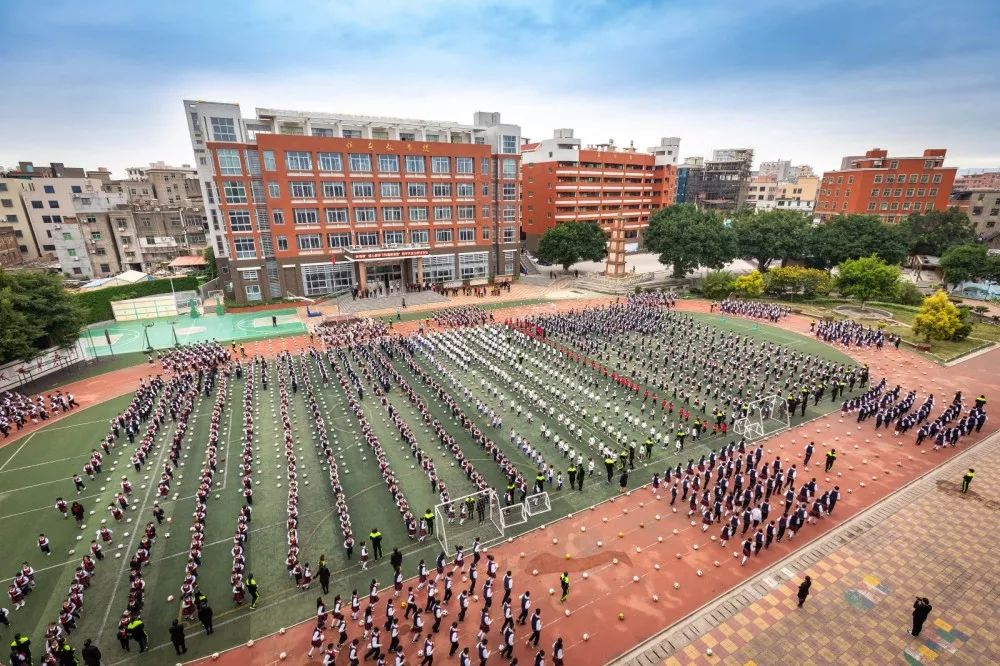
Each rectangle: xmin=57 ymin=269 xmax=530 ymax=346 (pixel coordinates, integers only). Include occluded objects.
xmin=0 ymin=313 xmax=859 ymax=664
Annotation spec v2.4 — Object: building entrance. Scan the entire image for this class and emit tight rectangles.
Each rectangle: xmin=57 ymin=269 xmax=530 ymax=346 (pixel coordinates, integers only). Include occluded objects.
xmin=365 ymin=262 xmax=404 ymax=295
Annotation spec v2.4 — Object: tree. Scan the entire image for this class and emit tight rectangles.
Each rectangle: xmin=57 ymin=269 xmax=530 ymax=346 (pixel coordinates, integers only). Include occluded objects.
xmin=897 ymin=209 xmax=977 ymax=259
xmin=733 ymin=270 xmax=765 ymax=297
xmin=913 ymin=290 xmax=963 ymax=342
xmin=202 ymin=246 xmax=218 ymax=280
xmin=701 ymin=270 xmax=737 ymax=299
xmin=536 ymin=222 xmax=608 ymax=272
xmin=733 ymin=209 xmax=810 ymax=271
xmin=835 ymin=255 xmax=901 ymax=310
xmin=762 ymin=266 xmax=832 ymax=300
xmin=645 ymin=204 xmax=737 ymax=277
xmin=806 ymin=214 xmax=908 ymax=268
xmin=0 ymin=269 xmax=86 ymax=364
xmin=939 ymin=244 xmax=988 ymax=288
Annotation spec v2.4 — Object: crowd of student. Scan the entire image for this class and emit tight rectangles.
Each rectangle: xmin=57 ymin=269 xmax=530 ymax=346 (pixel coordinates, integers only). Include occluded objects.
xmin=0 ymin=389 xmax=78 ymax=438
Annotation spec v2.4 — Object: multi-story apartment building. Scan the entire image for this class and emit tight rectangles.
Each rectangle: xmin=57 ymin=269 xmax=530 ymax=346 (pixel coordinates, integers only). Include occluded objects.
xmin=11 ymin=165 xmax=111 ymax=279
xmin=745 ymin=173 xmax=819 ymax=214
xmin=698 ymin=148 xmax=754 ymax=210
xmin=815 ymin=148 xmax=957 ymax=223
xmin=950 ymin=189 xmax=1000 ymax=249
xmin=0 ymin=177 xmax=40 ymax=260
xmin=183 ymin=101 xmax=521 ymax=303
xmin=520 ymin=130 xmax=678 ymax=250
xmin=953 ymin=171 xmax=1000 ymax=191
xmin=106 ymin=162 xmax=208 ymax=271
xmin=744 ymin=174 xmax=780 ymax=208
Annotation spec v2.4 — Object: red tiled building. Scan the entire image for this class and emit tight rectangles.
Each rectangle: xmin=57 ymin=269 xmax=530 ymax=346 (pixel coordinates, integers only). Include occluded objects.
xmin=814 ymin=148 xmax=957 ymax=223
xmin=520 ymin=130 xmax=678 ymax=251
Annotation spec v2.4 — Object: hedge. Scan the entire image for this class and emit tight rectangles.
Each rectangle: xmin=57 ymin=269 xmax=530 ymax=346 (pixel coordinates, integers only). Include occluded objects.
xmin=75 ymin=276 xmax=200 ymax=324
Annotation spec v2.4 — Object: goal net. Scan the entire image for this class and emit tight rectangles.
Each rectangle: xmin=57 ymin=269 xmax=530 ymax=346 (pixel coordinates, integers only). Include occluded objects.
xmin=434 ymin=489 xmax=503 ymax=555
xmin=732 ymin=394 xmax=790 ymax=441
xmin=524 ymin=492 xmax=552 ymax=517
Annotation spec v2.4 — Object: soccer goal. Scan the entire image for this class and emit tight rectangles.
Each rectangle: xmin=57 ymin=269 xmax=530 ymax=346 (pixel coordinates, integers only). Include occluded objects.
xmin=524 ymin=491 xmax=552 ymax=517
xmin=434 ymin=489 xmax=503 ymax=555
xmin=733 ymin=394 xmax=790 ymax=441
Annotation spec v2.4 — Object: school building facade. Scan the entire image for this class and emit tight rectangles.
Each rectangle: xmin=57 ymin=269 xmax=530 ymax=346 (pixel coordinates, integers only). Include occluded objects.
xmin=183 ymin=101 xmax=522 ymax=304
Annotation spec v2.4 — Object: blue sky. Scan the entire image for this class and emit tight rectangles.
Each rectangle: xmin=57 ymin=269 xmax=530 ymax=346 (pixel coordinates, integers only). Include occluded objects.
xmin=2 ymin=0 xmax=999 ymax=175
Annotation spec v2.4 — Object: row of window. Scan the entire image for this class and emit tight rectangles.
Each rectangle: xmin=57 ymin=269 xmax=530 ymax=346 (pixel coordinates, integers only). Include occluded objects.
xmin=827 ymin=173 xmax=945 ymax=185
xmin=232 ymin=228 xmax=515 ymax=259
xmin=219 ymin=148 xmax=517 ymax=179
xmin=868 ymin=187 xmax=939 ymax=198
xmin=227 ymin=204 xmax=515 ymax=230
xmin=866 ymin=201 xmax=938 ymax=212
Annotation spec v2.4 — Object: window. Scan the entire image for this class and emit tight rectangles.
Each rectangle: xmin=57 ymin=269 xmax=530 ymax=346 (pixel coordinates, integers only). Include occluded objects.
xmin=242 ymin=270 xmax=259 ymax=281
xmin=502 ymin=205 xmax=515 ymax=221
xmin=405 ymin=155 xmax=425 ymax=173
xmin=244 ymin=283 xmax=262 ymax=301
xmin=349 ymin=153 xmax=372 ymax=172
xmin=932 ymin=174 xmax=943 ymax=183
xmin=482 ymin=227 xmax=490 ymax=240
xmin=233 ymin=237 xmax=256 ymax=259
xmin=930 ymin=188 xmax=939 ymax=196
xmin=378 ymin=154 xmax=399 ymax=173
xmin=409 ymin=206 xmax=428 ymax=222
xmin=0 ymin=183 xmax=6 ymax=191
xmin=384 ymin=230 xmax=404 ymax=244
xmin=456 ymin=157 xmax=474 ymax=174
xmin=326 ymin=208 xmax=349 ymax=224
xmin=460 ymin=251 xmax=488 ymax=278
xmin=502 ymin=135 xmax=517 ymax=154
xmin=297 ymin=234 xmax=322 ymax=251
xmin=909 ymin=174 xmax=918 ymax=184
xmin=229 ymin=210 xmax=253 ymax=232
xmin=357 ymin=232 xmax=378 ymax=246
xmin=1 ymin=199 xmax=11 ymax=208
xmin=411 ymin=230 xmax=429 ymax=244
xmin=867 ymin=202 xmax=877 ymax=211
xmin=383 ymin=207 xmax=403 ymax=222
xmin=905 ymin=188 xmax=915 ymax=197
xmin=290 ymin=181 xmax=316 ymax=198
xmin=355 ymin=207 xmax=376 ymax=223
xmin=277 ymin=235 xmax=288 ymax=251
xmin=502 ymin=226 xmax=515 ymax=243
xmin=503 ymin=249 xmax=516 ymax=275
xmin=263 ymin=151 xmax=277 ymax=171
xmin=32 ymin=201 xmax=43 ymax=209
xmin=273 ymin=210 xmax=285 ymax=225
xmin=422 ymin=254 xmax=454 ymax=282
xmin=100 ymin=263 xmax=111 ymax=273
xmin=457 ymin=183 xmax=474 ymax=197
xmin=458 ymin=228 xmax=475 ymax=242
xmin=434 ymin=206 xmax=452 ymax=221
xmin=890 ymin=160 xmax=899 ymax=169
xmin=482 ymin=205 xmax=491 ymax=219
xmin=302 ymin=263 xmax=355 ymax=296
xmin=400 ymin=132 xmax=415 ymax=142
xmin=433 ymin=183 xmax=452 ymax=197
xmin=435 ymin=229 xmax=453 ymax=243
xmin=322 ymin=181 xmax=346 ymax=198
xmin=218 ymin=149 xmax=242 ymax=175
xmin=318 ymin=152 xmax=342 ymax=172
xmin=245 ymin=150 xmax=261 ymax=175
xmin=920 ymin=174 xmax=929 ymax=184
xmin=285 ymin=151 xmax=312 ymax=171
xmin=870 ymin=189 xmax=880 ymax=197
xmin=327 ymin=233 xmax=351 ymax=248
xmin=63 ymin=232 xmax=73 ymax=241
xmin=457 ymin=205 xmax=475 ymax=220
xmin=293 ymin=208 xmax=319 ymax=225
xmin=352 ymin=182 xmax=374 ymax=198
xmin=342 ymin=129 xmax=362 ymax=139
xmin=381 ymin=182 xmax=401 ymax=198
xmin=502 ymin=159 xmax=516 ymax=178
xmin=481 ymin=158 xmax=490 ymax=175
xmin=211 ymin=117 xmax=237 ymax=141
xmin=263 ymin=182 xmax=278 ymax=198
xmin=223 ymin=181 xmax=247 ymax=203
xmin=503 ymin=184 xmax=516 ymax=200
xmin=48 ymin=201 xmax=59 ymax=208
xmin=431 ymin=157 xmax=451 ymax=174
xmin=407 ymin=183 xmax=427 ymax=198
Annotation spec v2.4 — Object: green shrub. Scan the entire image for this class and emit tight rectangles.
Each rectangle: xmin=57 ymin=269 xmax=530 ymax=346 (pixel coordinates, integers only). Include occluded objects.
xmin=701 ymin=270 xmax=737 ymax=299
xmin=892 ymin=281 xmax=924 ymax=306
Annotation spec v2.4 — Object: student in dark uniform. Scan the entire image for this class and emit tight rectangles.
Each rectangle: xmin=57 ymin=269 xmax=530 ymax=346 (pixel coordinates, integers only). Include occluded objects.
xmin=797 ymin=576 xmax=811 ymax=607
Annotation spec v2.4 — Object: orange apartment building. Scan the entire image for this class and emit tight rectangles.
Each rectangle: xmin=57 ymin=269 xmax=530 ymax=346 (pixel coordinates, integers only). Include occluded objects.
xmin=520 ymin=130 xmax=678 ymax=251
xmin=814 ymin=148 xmax=957 ymax=223
xmin=184 ymin=101 xmax=521 ymax=304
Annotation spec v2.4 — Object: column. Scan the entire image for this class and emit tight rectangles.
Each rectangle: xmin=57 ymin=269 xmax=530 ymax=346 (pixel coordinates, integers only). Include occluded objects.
xmin=357 ymin=262 xmax=367 ymax=292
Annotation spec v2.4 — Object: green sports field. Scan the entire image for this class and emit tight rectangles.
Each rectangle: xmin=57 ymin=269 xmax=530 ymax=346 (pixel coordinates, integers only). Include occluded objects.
xmin=0 ymin=312 xmax=858 ymax=664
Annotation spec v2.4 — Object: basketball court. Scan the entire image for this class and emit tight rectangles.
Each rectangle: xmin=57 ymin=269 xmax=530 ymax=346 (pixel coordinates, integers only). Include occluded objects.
xmin=79 ymin=309 xmax=307 ymax=356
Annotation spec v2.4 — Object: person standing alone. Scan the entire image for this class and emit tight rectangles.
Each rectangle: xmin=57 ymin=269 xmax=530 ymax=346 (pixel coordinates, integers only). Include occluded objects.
xmin=797 ymin=576 xmax=811 ymax=607
xmin=912 ymin=598 xmax=932 ymax=636
xmin=961 ymin=468 xmax=975 ymax=493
